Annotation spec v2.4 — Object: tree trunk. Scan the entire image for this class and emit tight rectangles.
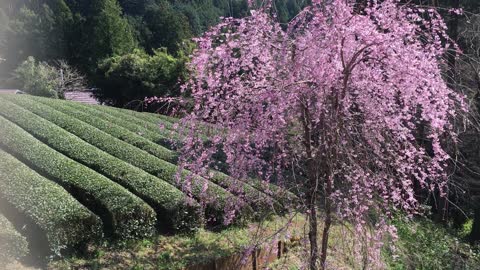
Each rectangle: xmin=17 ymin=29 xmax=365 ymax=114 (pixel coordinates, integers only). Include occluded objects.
xmin=308 ymin=193 xmax=319 ymax=270
xmin=470 ymin=197 xmax=480 ymax=244
xmin=320 ymin=176 xmax=333 ymax=270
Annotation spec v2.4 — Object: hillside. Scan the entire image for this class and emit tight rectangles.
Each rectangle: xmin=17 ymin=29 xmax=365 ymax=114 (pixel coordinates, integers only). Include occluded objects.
xmin=2 ymin=96 xmax=480 ymax=269
xmin=0 ymin=94 xmax=290 ymax=263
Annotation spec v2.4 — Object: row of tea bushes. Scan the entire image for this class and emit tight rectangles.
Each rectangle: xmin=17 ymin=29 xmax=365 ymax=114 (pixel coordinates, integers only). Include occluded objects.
xmin=0 ymin=97 xmax=202 ymax=233
xmin=13 ymin=96 xmax=252 ymax=225
xmin=0 ymin=148 xmax=102 ymax=254
xmin=0 ymin=115 xmax=156 ymax=239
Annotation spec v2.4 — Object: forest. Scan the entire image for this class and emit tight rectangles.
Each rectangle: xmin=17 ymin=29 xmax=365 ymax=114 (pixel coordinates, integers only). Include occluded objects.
xmin=0 ymin=0 xmax=305 ymax=105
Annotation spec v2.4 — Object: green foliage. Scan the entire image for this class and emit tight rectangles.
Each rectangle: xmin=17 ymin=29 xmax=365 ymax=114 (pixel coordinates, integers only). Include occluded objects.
xmin=14 ymin=56 xmax=59 ymax=97
xmin=13 ymin=56 xmax=87 ymax=98
xmin=460 ymin=219 xmax=474 ymax=239
xmin=0 ymin=106 xmax=156 ymax=239
xmin=0 ymin=213 xmax=29 ymax=263
xmin=49 ymin=215 xmax=299 ymax=270
xmin=38 ymin=96 xmax=179 ymax=162
xmin=384 ymin=216 xmax=480 ymax=270
xmin=95 ymin=48 xmax=184 ymax=106
xmin=0 ymin=8 xmax=8 ymax=60
xmin=2 ymin=0 xmax=73 ymax=76
xmin=0 ymin=148 xmax=102 ymax=255
xmin=141 ymin=1 xmax=192 ymax=54
xmin=79 ymin=0 xmax=136 ymax=73
xmin=0 ymin=95 xmax=202 ymax=233
xmin=1 ymin=0 xmax=308 ymax=102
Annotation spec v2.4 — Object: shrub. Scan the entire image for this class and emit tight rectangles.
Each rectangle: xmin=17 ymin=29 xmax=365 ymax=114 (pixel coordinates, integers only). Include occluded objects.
xmin=14 ymin=56 xmax=58 ymax=98
xmin=95 ymin=104 xmax=183 ymax=141
xmin=0 ymin=214 xmax=29 ymax=263
xmin=55 ymin=98 xmax=298 ymax=210
xmin=9 ymin=95 xmax=252 ymax=225
xmin=13 ymin=57 xmax=87 ymax=98
xmin=384 ymin=216 xmax=480 ymax=270
xmin=95 ymin=48 xmax=185 ymax=106
xmin=0 ymin=148 xmax=102 ymax=255
xmin=0 ymin=115 xmax=156 ymax=239
xmin=0 ymin=96 xmax=202 ymax=233
xmin=36 ymin=96 xmax=177 ymax=163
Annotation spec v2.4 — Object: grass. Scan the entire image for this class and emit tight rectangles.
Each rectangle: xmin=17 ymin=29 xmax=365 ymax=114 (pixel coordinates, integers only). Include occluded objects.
xmin=384 ymin=216 xmax=480 ymax=270
xmin=48 ymin=215 xmax=306 ymax=270
xmin=269 ymin=215 xmax=480 ymax=270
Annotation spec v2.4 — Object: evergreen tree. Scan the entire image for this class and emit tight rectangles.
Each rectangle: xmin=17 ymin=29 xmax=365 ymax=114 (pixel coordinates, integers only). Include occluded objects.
xmin=142 ymin=1 xmax=192 ymax=54
xmin=79 ymin=0 xmax=136 ymax=73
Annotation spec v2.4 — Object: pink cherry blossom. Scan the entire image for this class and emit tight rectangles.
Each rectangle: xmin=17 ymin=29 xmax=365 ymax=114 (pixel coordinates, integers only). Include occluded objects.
xmin=175 ymin=0 xmax=465 ymax=269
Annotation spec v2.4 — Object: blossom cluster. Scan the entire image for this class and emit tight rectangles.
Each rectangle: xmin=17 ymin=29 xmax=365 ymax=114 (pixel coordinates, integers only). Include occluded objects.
xmin=177 ymin=0 xmax=465 ymax=266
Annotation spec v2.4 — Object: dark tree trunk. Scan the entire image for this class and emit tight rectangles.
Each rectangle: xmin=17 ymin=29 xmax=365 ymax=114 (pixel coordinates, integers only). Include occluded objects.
xmin=302 ymin=103 xmax=321 ymax=270
xmin=320 ymin=176 xmax=333 ymax=270
xmin=431 ymin=0 xmax=460 ymax=223
xmin=307 ymin=190 xmax=319 ymax=270
xmin=470 ymin=197 xmax=480 ymax=244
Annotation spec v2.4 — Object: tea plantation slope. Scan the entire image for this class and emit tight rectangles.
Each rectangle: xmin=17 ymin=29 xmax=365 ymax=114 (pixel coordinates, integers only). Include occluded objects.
xmin=6 ymin=95 xmax=254 ymax=225
xmin=0 ymin=97 xmax=202 ymax=233
xmin=0 ymin=148 xmax=102 ymax=254
xmin=38 ymin=96 xmax=296 ymax=209
xmin=82 ymin=101 xmax=299 ymax=208
xmin=33 ymin=96 xmax=283 ymax=216
xmin=0 ymin=115 xmax=156 ymax=239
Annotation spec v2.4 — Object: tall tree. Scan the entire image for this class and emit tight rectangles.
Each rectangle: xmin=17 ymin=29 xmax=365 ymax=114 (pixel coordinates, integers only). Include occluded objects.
xmin=178 ymin=1 xmax=463 ymax=269
xmin=142 ymin=1 xmax=192 ymax=54
xmin=78 ymin=0 xmax=136 ymax=73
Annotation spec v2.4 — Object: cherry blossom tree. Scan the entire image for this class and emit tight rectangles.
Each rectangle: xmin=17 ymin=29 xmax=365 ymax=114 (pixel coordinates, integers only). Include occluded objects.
xmin=176 ymin=0 xmax=465 ymax=269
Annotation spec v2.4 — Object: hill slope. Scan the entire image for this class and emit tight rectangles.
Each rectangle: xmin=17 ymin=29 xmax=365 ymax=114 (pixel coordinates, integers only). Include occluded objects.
xmin=0 ymin=94 xmax=287 ymax=259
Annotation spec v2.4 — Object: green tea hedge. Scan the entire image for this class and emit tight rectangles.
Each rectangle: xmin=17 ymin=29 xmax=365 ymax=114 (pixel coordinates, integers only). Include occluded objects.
xmin=12 ymin=96 xmax=252 ymax=225
xmin=0 ymin=213 xmax=29 ymax=262
xmin=0 ymin=97 xmax=202 ymax=233
xmin=87 ymin=102 xmax=298 ymax=209
xmin=77 ymin=102 xmax=179 ymax=144
xmin=35 ymin=97 xmax=178 ymax=164
xmin=38 ymin=96 xmax=295 ymax=213
xmin=0 ymin=149 xmax=102 ymax=254
xmin=0 ymin=116 xmax=156 ymax=239
xmin=36 ymin=97 xmax=282 ymax=216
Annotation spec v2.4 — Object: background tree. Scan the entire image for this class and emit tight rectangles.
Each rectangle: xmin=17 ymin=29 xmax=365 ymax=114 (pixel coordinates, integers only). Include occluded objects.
xmin=14 ymin=57 xmax=87 ymax=98
xmin=141 ymin=1 xmax=192 ymax=54
xmin=95 ymin=48 xmax=187 ymax=106
xmin=77 ymin=0 xmax=136 ymax=74
xmin=53 ymin=59 xmax=88 ymax=95
xmin=14 ymin=56 xmax=60 ymax=98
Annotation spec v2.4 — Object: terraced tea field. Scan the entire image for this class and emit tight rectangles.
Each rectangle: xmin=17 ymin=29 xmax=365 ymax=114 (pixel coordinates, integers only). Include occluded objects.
xmin=0 ymin=94 xmax=292 ymax=262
